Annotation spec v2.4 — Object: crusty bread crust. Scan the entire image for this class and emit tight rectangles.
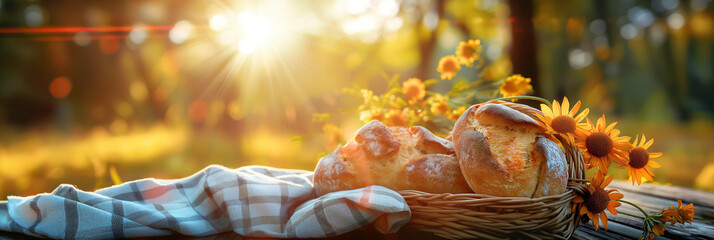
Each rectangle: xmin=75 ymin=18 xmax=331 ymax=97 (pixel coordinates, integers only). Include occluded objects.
xmin=453 ymin=103 xmax=567 ymax=197
xmin=399 ymin=154 xmax=471 ymax=193
xmin=314 ymin=120 xmax=472 ymax=195
xmin=313 ymin=146 xmax=366 ymax=196
xmin=532 ymin=136 xmax=568 ymax=197
xmin=410 ymin=126 xmax=455 ymax=155
xmin=455 ymin=128 xmax=541 ymax=197
xmin=473 ymin=104 xmax=545 ymax=132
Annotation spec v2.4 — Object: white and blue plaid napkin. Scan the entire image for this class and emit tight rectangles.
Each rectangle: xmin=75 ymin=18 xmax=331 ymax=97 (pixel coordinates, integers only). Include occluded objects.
xmin=0 ymin=165 xmax=411 ymax=239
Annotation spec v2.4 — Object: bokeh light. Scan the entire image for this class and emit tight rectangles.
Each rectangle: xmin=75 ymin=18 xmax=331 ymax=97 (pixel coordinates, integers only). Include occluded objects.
xmin=210 ymin=14 xmax=227 ymax=31
xmin=667 ymin=13 xmax=685 ymax=29
xmin=169 ymin=20 xmax=194 ymax=44
xmin=49 ymin=77 xmax=72 ymax=99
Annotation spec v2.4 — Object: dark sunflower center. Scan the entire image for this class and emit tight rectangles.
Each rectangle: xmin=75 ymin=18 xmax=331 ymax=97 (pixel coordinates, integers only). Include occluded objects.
xmin=585 ymin=188 xmax=609 ymax=214
xmin=629 ymin=147 xmax=649 ymax=169
xmin=551 ymin=115 xmax=577 ymax=134
xmin=586 ymin=132 xmax=613 ymax=157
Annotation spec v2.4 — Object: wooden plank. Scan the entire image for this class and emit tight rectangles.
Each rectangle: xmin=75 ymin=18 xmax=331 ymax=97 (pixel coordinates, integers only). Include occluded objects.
xmin=609 ymin=180 xmax=714 ymax=209
xmin=609 ymin=182 xmax=714 ymax=224
xmin=571 ymin=181 xmax=714 ymax=239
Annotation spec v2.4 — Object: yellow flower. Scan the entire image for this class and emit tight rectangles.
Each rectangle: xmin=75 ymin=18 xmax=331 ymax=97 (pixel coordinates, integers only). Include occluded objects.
xmin=572 ymin=172 xmax=622 ymax=231
xmin=385 ymin=108 xmax=408 ymax=127
xmin=402 ymin=78 xmax=426 ymax=101
xmin=448 ymin=106 xmax=467 ymax=120
xmin=676 ymin=200 xmax=695 ymax=223
xmin=455 ymin=39 xmax=482 ymax=66
xmin=499 ymin=74 xmax=532 ymax=100
xmin=437 ymin=55 xmax=461 ymax=80
xmin=360 ymin=109 xmax=384 ymax=123
xmin=658 ymin=199 xmax=695 ymax=227
xmin=659 ymin=206 xmax=679 ymax=226
xmin=646 ymin=223 xmax=666 ymax=240
xmin=617 ymin=135 xmax=663 ymax=185
xmin=574 ymin=115 xmax=632 ymax=174
xmin=536 ymin=97 xmax=590 ymax=143
xmin=430 ymin=101 xmax=451 ymax=115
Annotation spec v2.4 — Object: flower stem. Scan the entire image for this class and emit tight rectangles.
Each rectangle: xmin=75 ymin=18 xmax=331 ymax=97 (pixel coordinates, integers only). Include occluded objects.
xmin=491 ymin=96 xmax=552 ymax=108
xmin=618 ymin=211 xmax=643 ymax=219
xmin=617 ymin=200 xmax=650 ymax=218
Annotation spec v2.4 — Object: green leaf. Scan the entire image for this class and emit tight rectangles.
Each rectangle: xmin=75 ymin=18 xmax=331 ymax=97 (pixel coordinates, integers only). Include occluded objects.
xmin=423 ymin=79 xmax=439 ymax=86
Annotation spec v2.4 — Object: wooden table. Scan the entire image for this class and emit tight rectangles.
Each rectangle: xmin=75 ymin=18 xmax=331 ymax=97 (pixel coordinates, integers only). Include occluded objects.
xmin=2 ymin=180 xmax=712 ymax=239
xmin=571 ymin=180 xmax=714 ymax=240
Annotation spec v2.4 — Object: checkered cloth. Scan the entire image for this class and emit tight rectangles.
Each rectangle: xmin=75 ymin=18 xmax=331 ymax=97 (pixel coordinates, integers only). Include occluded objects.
xmin=0 ymin=165 xmax=411 ymax=239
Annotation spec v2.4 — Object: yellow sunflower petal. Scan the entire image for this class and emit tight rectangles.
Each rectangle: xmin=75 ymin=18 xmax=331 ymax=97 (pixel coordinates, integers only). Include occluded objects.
xmin=600 ymin=212 xmax=609 ymax=230
xmin=643 ymin=170 xmax=654 ymax=181
xmin=649 ymin=152 xmax=663 ymax=158
xmin=596 ymin=116 xmax=606 ymax=132
xmin=553 ymin=100 xmax=561 ymax=117
xmin=570 ymin=100 xmax=582 ymax=116
xmin=574 ymin=108 xmax=589 ymax=122
xmin=590 ymin=212 xmax=600 ymax=231
xmin=580 ymin=205 xmax=589 ymax=215
xmin=541 ymin=104 xmax=554 ymax=118
xmin=601 ymin=174 xmax=614 ymax=188
xmin=592 ymin=172 xmax=604 ymax=186
xmin=644 ymin=138 xmax=654 ymax=149
xmin=629 ymin=168 xmax=636 ymax=184
xmin=610 ymin=192 xmax=623 ymax=200
xmin=562 ymin=97 xmax=570 ymax=115
xmin=648 ymin=160 xmax=662 ymax=168
xmin=605 ymin=122 xmax=618 ymax=134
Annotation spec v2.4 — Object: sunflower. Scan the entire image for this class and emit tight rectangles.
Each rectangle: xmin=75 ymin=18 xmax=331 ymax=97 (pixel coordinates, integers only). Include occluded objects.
xmin=574 ymin=115 xmax=632 ymax=174
xmin=448 ymin=106 xmax=467 ymax=120
xmin=535 ymin=97 xmax=590 ymax=143
xmin=437 ymin=55 xmax=461 ymax=80
xmin=659 ymin=206 xmax=679 ymax=226
xmin=675 ymin=200 xmax=695 ymax=223
xmin=430 ymin=101 xmax=451 ymax=115
xmin=455 ymin=39 xmax=482 ymax=66
xmin=572 ymin=172 xmax=622 ymax=230
xmin=360 ymin=109 xmax=384 ymax=123
xmin=402 ymin=78 xmax=426 ymax=101
xmin=617 ymin=135 xmax=662 ymax=185
xmin=499 ymin=74 xmax=532 ymax=100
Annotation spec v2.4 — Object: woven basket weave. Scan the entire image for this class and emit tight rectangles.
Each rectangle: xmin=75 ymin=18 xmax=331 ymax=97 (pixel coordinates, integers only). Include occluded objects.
xmin=397 ymin=101 xmax=589 ymax=240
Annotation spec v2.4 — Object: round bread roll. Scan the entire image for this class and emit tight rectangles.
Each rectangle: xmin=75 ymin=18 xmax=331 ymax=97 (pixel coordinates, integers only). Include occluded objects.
xmin=314 ymin=120 xmax=472 ymax=196
xmin=452 ymin=103 xmax=568 ymax=197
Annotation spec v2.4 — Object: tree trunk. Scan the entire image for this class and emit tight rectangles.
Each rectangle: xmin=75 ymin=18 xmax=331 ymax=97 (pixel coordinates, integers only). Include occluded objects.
xmin=416 ymin=0 xmax=445 ymax=80
xmin=508 ymin=0 xmax=540 ymax=95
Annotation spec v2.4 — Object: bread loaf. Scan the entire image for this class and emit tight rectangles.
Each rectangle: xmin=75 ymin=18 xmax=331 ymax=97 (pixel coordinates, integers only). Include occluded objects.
xmin=313 ymin=120 xmax=472 ymax=196
xmin=452 ymin=103 xmax=568 ymax=197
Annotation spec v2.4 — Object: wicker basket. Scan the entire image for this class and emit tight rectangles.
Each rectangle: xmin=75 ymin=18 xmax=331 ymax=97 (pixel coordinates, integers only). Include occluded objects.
xmin=397 ymin=101 xmax=589 ymax=240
